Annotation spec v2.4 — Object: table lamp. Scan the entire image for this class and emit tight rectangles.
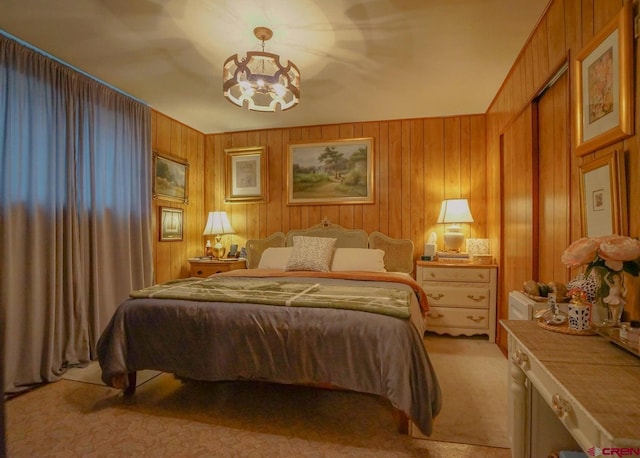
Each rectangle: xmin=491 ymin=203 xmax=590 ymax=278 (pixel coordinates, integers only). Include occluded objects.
xmin=203 ymin=211 xmax=235 ymax=259
xmin=437 ymin=199 xmax=474 ymax=252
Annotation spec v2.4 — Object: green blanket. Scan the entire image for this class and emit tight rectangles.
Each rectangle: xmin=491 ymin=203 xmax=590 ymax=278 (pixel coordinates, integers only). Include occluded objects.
xmin=130 ymin=277 xmax=411 ymax=319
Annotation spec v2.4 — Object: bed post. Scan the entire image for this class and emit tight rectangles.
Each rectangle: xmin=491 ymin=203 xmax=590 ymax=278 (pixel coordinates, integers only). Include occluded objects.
xmin=124 ymin=372 xmax=137 ymax=396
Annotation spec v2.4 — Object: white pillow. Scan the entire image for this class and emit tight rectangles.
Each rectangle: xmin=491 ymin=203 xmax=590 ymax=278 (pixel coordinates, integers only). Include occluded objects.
xmin=330 ymin=248 xmax=386 ymax=272
xmin=257 ymin=247 xmax=293 ymax=270
xmin=285 ymin=236 xmax=337 ymax=272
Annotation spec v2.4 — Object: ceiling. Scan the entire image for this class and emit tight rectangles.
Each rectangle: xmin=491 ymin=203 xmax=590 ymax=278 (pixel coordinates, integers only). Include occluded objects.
xmin=0 ymin=0 xmax=549 ymax=134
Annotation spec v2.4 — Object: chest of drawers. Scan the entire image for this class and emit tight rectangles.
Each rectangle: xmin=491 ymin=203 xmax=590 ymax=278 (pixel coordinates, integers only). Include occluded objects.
xmin=416 ymin=261 xmax=497 ymax=341
xmin=188 ymin=258 xmax=246 ymax=277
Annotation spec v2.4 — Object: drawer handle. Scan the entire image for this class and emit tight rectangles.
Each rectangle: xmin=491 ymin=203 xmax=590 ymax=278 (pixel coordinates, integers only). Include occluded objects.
xmin=429 ymin=272 xmax=437 ymax=278
xmin=427 ymin=312 xmax=444 ymax=319
xmin=467 ymin=295 xmax=486 ymax=302
xmin=197 ymin=270 xmax=204 ymax=275
xmin=477 ymin=273 xmax=486 ymax=279
xmin=466 ymin=315 xmax=485 ymax=323
xmin=427 ymin=293 xmax=444 ymax=300
xmin=551 ymin=394 xmax=571 ymax=418
xmin=511 ymin=349 xmax=528 ymax=366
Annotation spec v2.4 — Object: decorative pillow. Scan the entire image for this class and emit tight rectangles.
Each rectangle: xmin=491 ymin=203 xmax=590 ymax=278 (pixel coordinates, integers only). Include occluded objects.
xmin=330 ymin=248 xmax=386 ymax=272
xmin=285 ymin=236 xmax=337 ymax=272
xmin=257 ymin=247 xmax=294 ymax=270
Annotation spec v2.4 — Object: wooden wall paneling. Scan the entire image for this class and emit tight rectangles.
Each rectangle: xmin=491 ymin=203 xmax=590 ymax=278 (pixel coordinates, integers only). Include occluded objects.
xmin=564 ymin=0 xmax=583 ymax=51
xmin=443 ymin=117 xmax=462 ymax=195
xmin=423 ymin=118 xmax=445 ymax=241
xmin=400 ymin=120 xmax=412 ymax=239
xmin=410 ymin=118 xmax=425 ymax=258
xmin=459 ymin=117 xmax=474 ymax=239
xmin=546 ymin=0 xmax=567 ymax=64
xmin=265 ymin=129 xmax=283 ymax=238
xmin=388 ymin=121 xmax=403 ymax=238
xmin=362 ymin=121 xmax=380 ymax=234
xmin=470 ymin=116 xmax=487 ymax=239
xmin=377 ymin=122 xmax=390 ymax=236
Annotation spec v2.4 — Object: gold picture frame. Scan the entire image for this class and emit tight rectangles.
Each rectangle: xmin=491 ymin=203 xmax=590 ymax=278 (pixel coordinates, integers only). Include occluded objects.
xmin=579 ymin=150 xmax=627 ymax=237
xmin=224 ymin=146 xmax=268 ymax=203
xmin=287 ymin=138 xmax=374 ymax=205
xmin=153 ymin=151 xmax=189 ymax=204
xmin=573 ymin=2 xmax=634 ymax=156
xmin=159 ymin=207 xmax=184 ymax=241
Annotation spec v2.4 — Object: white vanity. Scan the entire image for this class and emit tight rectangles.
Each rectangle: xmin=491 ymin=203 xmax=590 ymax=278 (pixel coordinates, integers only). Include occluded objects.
xmin=502 ymin=320 xmax=640 ymax=457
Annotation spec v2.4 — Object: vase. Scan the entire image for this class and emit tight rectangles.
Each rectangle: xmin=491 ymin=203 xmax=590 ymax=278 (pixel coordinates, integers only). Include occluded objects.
xmin=593 ymin=270 xmax=626 ymax=327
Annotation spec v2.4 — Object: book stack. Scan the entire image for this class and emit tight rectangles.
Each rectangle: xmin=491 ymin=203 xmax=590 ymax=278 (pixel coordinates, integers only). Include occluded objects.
xmin=436 ymin=251 xmax=471 ymax=263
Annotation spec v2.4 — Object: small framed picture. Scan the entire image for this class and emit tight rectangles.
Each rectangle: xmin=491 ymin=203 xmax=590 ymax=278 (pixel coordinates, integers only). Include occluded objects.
xmin=578 ymin=150 xmax=626 ymax=237
xmin=572 ymin=2 xmax=633 ymax=156
xmin=159 ymin=207 xmax=184 ymax=241
xmin=224 ymin=146 xmax=268 ymax=203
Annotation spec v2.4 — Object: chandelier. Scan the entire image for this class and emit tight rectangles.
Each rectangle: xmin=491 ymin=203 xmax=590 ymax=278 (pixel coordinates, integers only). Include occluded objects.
xmin=223 ymin=27 xmax=300 ymax=112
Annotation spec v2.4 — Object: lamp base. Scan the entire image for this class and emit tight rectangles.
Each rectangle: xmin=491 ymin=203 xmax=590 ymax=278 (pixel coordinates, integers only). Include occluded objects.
xmin=212 ymin=236 xmax=226 ymax=259
xmin=443 ymin=225 xmax=465 ymax=252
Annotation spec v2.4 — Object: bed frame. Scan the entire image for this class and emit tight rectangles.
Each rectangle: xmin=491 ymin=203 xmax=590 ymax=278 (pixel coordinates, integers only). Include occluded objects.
xmin=120 ymin=222 xmax=422 ymax=433
xmin=246 ymin=220 xmax=415 ymax=274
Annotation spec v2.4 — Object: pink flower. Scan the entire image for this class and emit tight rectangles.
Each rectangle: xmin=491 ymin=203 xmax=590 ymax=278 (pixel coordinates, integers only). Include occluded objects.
xmin=561 ymin=237 xmax=600 ymax=266
xmin=599 ymin=236 xmax=640 ymax=271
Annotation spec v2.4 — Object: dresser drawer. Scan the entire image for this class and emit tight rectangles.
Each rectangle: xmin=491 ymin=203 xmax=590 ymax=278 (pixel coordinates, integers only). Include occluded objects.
xmin=424 ymin=285 xmax=490 ymax=308
xmin=426 ymin=306 xmax=489 ymax=330
xmin=509 ymin=336 xmax=600 ymax=450
xmin=421 ymin=266 xmax=491 ymax=283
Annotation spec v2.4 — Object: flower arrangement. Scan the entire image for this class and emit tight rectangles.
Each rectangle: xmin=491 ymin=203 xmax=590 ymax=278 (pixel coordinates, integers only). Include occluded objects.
xmin=561 ymin=235 xmax=640 ymax=277
xmin=562 ymin=236 xmax=640 ymax=326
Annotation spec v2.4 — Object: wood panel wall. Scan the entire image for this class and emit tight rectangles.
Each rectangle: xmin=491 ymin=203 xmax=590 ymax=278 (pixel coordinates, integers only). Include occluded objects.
xmin=487 ymin=0 xmax=640 ymax=350
xmin=151 ymin=111 xmax=205 ymax=284
xmin=203 ymin=116 xmax=487 ymax=267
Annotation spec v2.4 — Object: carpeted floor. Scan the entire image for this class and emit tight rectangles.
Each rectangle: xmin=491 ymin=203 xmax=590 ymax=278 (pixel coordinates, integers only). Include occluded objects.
xmin=5 ymin=334 xmax=510 ymax=457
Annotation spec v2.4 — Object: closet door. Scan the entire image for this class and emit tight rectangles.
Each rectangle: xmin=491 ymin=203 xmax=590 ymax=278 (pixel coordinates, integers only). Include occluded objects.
xmin=501 ymin=106 xmax=536 ymax=299
xmin=536 ymin=70 xmax=570 ymax=284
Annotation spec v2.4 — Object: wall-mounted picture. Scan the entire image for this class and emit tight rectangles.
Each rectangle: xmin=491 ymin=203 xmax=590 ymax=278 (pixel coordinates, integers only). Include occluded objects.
xmin=579 ymin=150 xmax=626 ymax=237
xmin=159 ymin=207 xmax=184 ymax=241
xmin=224 ymin=146 xmax=268 ymax=203
xmin=153 ymin=151 xmax=189 ymax=203
xmin=573 ymin=2 xmax=633 ymax=156
xmin=287 ymin=138 xmax=374 ymax=205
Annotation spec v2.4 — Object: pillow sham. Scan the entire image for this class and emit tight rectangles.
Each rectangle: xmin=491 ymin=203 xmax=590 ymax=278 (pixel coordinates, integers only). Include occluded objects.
xmin=285 ymin=236 xmax=337 ymax=272
xmin=330 ymin=248 xmax=386 ymax=272
xmin=257 ymin=247 xmax=294 ymax=270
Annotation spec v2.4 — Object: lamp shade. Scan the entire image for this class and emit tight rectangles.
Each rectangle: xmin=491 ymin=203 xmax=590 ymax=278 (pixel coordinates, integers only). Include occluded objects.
xmin=203 ymin=211 xmax=235 ymax=236
xmin=437 ymin=199 xmax=474 ymax=224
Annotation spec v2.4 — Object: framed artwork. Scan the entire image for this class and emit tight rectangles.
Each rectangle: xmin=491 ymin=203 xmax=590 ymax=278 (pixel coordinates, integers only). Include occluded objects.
xmin=579 ymin=150 xmax=626 ymax=237
xmin=287 ymin=138 xmax=374 ymax=205
xmin=159 ymin=207 xmax=184 ymax=241
xmin=573 ymin=2 xmax=633 ymax=156
xmin=153 ymin=151 xmax=189 ymax=204
xmin=224 ymin=146 xmax=268 ymax=203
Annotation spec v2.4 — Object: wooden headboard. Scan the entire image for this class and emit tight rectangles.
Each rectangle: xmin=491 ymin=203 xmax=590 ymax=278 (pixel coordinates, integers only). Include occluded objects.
xmin=245 ymin=222 xmax=414 ymax=274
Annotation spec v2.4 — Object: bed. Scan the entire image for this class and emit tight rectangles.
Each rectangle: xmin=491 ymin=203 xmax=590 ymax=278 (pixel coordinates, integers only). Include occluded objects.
xmin=97 ymin=222 xmax=441 ymax=436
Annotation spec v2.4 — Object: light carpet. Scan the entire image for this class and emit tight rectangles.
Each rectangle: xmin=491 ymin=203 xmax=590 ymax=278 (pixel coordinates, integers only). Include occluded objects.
xmin=62 ymin=335 xmax=509 ymax=448
xmin=7 ymin=335 xmax=510 ymax=457
xmin=420 ymin=334 xmax=509 ymax=448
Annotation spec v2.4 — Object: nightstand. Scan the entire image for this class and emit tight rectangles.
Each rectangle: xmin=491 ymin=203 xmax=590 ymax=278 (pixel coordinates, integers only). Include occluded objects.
xmin=188 ymin=258 xmax=246 ymax=277
xmin=416 ymin=260 xmax=497 ymax=342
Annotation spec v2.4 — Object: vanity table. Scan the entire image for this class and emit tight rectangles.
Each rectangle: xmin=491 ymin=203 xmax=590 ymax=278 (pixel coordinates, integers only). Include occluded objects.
xmin=502 ymin=320 xmax=640 ymax=457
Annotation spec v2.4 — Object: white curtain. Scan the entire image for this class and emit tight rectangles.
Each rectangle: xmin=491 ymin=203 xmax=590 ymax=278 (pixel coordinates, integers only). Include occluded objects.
xmin=0 ymin=34 xmax=154 ymax=393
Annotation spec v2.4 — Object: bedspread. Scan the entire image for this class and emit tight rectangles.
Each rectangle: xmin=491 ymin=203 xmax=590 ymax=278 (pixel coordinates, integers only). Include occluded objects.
xmin=97 ymin=275 xmax=441 ymax=436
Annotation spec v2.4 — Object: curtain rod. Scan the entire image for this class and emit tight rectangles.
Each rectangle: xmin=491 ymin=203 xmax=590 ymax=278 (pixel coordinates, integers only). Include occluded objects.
xmin=0 ymin=28 xmax=149 ymax=107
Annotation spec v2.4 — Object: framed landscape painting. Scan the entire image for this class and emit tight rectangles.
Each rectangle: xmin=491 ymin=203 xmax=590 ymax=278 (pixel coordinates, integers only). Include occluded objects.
xmin=287 ymin=138 xmax=374 ymax=205
xmin=153 ymin=151 xmax=189 ymax=204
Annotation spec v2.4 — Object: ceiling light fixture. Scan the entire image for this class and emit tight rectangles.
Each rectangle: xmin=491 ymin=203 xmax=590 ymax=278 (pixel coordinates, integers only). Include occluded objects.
xmin=223 ymin=26 xmax=300 ymax=112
